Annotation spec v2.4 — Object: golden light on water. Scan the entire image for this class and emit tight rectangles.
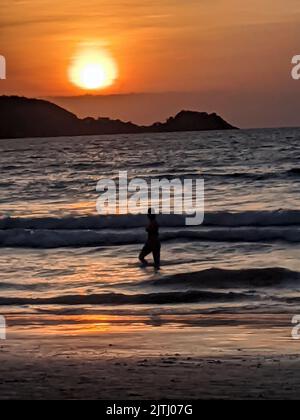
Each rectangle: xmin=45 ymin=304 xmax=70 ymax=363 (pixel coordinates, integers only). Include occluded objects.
xmin=69 ymin=47 xmax=118 ymax=90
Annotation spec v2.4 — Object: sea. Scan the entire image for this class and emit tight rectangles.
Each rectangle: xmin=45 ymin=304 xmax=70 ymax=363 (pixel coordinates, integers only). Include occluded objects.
xmin=0 ymin=128 xmax=300 ymax=334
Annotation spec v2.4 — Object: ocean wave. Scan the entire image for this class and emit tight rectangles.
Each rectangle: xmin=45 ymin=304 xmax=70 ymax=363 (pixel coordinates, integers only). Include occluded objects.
xmin=70 ymin=162 xmax=112 ymax=171
xmin=140 ymin=267 xmax=300 ymax=290
xmin=146 ymin=169 xmax=300 ymax=181
xmin=0 ymin=290 xmax=254 ymax=306
xmin=205 ymin=168 xmax=300 ymax=180
xmin=205 ymin=171 xmax=276 ymax=181
xmin=1 ymin=226 xmax=300 ymax=248
xmin=1 ymin=210 xmax=300 ymax=231
xmin=204 ymin=210 xmax=300 ymax=227
xmin=287 ymin=168 xmax=300 ymax=176
xmin=0 ymin=182 xmax=13 ymax=189
xmin=1 ymin=211 xmax=300 ymax=248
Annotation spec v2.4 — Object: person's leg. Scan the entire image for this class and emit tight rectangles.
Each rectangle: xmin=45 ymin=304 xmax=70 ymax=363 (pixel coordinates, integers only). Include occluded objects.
xmin=139 ymin=243 xmax=152 ymax=265
xmin=153 ymin=244 xmax=161 ymax=269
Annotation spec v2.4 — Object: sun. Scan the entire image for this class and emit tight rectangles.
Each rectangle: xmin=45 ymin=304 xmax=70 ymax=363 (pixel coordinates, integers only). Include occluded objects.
xmin=69 ymin=47 xmax=118 ymax=90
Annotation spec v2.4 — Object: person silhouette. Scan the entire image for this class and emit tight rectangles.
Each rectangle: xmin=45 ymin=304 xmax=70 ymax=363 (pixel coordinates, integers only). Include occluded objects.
xmin=139 ymin=209 xmax=161 ymax=270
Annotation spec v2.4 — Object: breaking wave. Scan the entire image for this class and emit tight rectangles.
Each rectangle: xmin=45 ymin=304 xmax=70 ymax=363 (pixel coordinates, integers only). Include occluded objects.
xmin=1 ymin=210 xmax=300 ymax=229
xmin=1 ymin=210 xmax=300 ymax=248
xmin=0 ymin=290 xmax=254 ymax=306
xmin=138 ymin=267 xmax=300 ymax=290
xmin=0 ymin=226 xmax=300 ymax=248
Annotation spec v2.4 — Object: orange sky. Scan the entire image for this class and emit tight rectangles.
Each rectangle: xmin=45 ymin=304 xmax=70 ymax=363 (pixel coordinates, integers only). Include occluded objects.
xmin=1 ymin=0 xmax=300 ymax=126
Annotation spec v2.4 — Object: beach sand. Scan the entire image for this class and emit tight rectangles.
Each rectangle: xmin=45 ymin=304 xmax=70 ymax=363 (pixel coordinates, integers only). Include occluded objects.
xmin=1 ymin=315 xmax=300 ymax=400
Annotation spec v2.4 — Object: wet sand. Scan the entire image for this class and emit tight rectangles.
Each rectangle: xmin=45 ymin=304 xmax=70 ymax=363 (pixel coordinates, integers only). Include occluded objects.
xmin=1 ymin=320 xmax=300 ymax=400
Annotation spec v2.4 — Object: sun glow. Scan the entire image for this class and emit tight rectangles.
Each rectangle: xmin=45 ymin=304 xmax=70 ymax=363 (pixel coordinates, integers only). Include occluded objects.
xmin=69 ymin=47 xmax=118 ymax=90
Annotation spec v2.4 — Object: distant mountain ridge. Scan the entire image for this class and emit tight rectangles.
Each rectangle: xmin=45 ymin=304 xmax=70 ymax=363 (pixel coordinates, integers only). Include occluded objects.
xmin=0 ymin=96 xmax=237 ymax=139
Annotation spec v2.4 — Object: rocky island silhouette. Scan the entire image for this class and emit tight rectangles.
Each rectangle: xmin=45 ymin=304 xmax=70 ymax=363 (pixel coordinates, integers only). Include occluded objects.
xmin=0 ymin=96 xmax=237 ymax=139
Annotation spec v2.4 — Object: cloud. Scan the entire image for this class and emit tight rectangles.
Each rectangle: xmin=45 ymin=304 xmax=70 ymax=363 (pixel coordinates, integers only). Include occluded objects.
xmin=0 ymin=0 xmax=203 ymax=30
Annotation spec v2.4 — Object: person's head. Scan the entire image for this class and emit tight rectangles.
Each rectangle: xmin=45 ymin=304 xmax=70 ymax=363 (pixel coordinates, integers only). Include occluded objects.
xmin=147 ymin=208 xmax=156 ymax=221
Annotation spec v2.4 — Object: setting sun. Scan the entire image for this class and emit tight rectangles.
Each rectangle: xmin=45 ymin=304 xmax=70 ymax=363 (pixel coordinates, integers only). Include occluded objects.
xmin=69 ymin=47 xmax=118 ymax=90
